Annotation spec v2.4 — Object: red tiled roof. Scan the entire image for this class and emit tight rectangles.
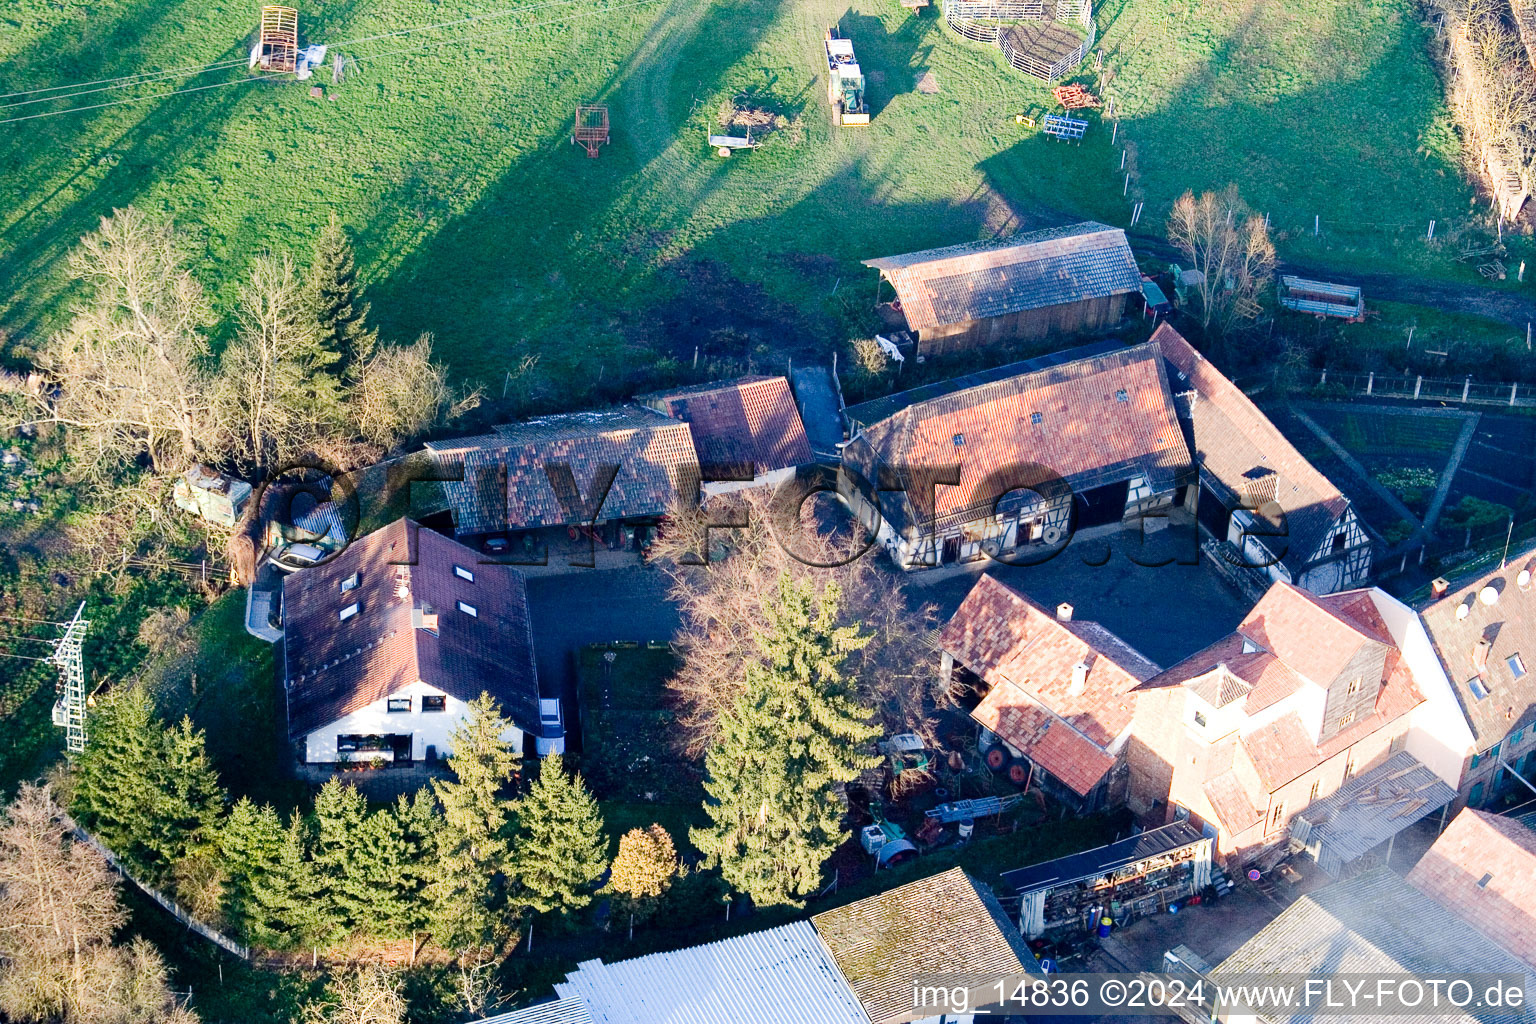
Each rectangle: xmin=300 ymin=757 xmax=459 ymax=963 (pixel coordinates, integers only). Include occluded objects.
xmin=941 ymin=574 xmax=1158 ymax=745
xmin=971 ymin=681 xmax=1117 ymax=796
xmin=1406 ymin=809 xmax=1536 ymax=968
xmin=1240 ymin=714 xmax=1324 ymax=792
xmin=853 ymin=343 xmax=1192 ymax=531
xmin=638 ymin=376 xmax=812 ymax=478
xmin=281 ymin=519 xmax=540 ymax=738
xmin=1237 ymin=583 xmax=1382 ymax=686
xmin=1204 ymin=770 xmax=1265 ymax=832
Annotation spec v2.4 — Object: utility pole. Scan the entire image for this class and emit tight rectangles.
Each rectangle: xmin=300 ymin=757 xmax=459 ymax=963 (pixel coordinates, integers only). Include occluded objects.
xmin=50 ymin=602 xmax=90 ymax=753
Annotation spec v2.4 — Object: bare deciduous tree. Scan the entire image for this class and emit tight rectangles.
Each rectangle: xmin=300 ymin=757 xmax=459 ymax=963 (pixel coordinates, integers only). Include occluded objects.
xmin=1166 ymin=186 xmax=1276 ymax=339
xmin=348 ymin=334 xmax=485 ymax=450
xmin=0 ymin=783 xmax=197 ymax=1024
xmin=32 ymin=208 xmax=215 ymax=476
xmin=301 ymin=966 xmax=408 ymax=1024
xmin=652 ymin=487 xmax=942 ymax=758
xmin=214 ymin=254 xmax=345 ymax=473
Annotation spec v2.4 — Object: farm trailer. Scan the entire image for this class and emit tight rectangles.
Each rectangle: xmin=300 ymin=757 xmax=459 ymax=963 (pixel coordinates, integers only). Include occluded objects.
xmin=1277 ymin=276 xmax=1364 ymax=321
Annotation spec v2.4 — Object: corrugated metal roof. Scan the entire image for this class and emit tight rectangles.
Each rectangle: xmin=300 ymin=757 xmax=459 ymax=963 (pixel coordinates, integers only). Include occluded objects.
xmin=1215 ymin=868 xmax=1534 ymax=1024
xmin=554 ymin=920 xmax=871 ymax=1024
xmin=1289 ymin=751 xmax=1455 ymax=876
xmin=1002 ymin=821 xmax=1208 ymax=895
xmin=469 ymin=997 xmax=596 ymax=1024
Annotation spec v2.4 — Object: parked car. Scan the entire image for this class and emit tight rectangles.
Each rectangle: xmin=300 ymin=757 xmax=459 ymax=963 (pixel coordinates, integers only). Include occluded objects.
xmin=535 ymin=697 xmax=565 ymax=756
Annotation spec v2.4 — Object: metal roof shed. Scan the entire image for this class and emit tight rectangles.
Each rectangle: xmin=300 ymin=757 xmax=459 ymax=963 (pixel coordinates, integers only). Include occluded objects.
xmin=468 ymin=998 xmax=595 ymax=1024
xmin=1288 ymin=750 xmax=1456 ymax=877
xmin=1002 ymin=822 xmax=1212 ymax=938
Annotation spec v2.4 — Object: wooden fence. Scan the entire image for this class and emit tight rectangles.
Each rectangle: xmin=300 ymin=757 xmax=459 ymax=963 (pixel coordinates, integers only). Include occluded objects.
xmin=62 ymin=812 xmax=251 ymax=961
xmin=1315 ymin=369 xmax=1536 ymax=410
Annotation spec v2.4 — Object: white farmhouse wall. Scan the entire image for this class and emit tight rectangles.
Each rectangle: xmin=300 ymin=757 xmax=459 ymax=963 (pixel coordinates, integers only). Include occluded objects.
xmin=1369 ymin=589 xmax=1476 ymax=789
xmin=302 ymin=680 xmax=523 ymax=763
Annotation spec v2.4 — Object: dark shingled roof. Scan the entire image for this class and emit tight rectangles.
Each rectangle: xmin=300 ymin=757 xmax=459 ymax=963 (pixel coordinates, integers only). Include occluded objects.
xmin=842 ymin=341 xmax=1192 ymax=538
xmin=636 ymin=376 xmax=812 ymax=479
xmin=1153 ymin=324 xmax=1356 ymax=575
xmin=282 ymin=519 xmax=540 ymax=738
xmin=1419 ymin=549 xmax=1536 ymax=747
xmin=812 ymin=867 xmax=1042 ymax=1024
xmin=862 ymin=222 xmax=1140 ymax=333
xmin=425 ymin=408 xmax=699 ymax=535
xmin=1002 ymin=822 xmax=1208 ymax=895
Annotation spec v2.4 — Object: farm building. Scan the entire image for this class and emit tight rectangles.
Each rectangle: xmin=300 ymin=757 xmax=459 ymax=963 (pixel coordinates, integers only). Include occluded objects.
xmin=1405 ymin=809 xmax=1536 ymax=968
xmin=1002 ymin=821 xmax=1212 ymax=939
xmin=1417 ymin=555 xmax=1536 ymax=812
xmin=810 ymin=867 xmax=1043 ymax=1024
xmin=863 ymin=222 xmax=1140 ymax=357
xmin=635 ymin=375 xmax=812 ymax=493
xmin=1125 ymin=583 xmax=1470 ymax=864
xmin=839 ymin=341 xmax=1194 ymax=569
xmin=939 ymin=575 xmax=1163 ymax=813
xmin=1286 ymin=751 xmax=1454 ymax=877
xmin=1212 ymin=868 xmax=1532 ymax=1022
xmin=466 ymin=998 xmax=595 ymax=1024
xmin=280 ymin=518 xmax=550 ymax=764
xmin=1154 ymin=325 xmax=1372 ymax=594
xmin=425 ymin=408 xmax=699 ymax=553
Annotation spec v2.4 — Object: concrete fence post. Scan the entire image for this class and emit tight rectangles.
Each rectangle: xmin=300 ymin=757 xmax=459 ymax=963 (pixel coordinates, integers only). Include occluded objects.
xmin=1462 ymin=376 xmax=1472 ymax=402
xmin=1320 ymin=368 xmax=1328 ymax=386
xmin=1414 ymin=376 xmax=1422 ymax=399
xmin=1366 ymin=372 xmax=1374 ymax=395
xmin=1512 ymin=383 xmax=1519 ymax=406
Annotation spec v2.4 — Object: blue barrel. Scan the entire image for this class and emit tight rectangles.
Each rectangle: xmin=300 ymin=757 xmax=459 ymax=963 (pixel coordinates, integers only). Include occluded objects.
xmin=1097 ymin=916 xmax=1112 ymax=938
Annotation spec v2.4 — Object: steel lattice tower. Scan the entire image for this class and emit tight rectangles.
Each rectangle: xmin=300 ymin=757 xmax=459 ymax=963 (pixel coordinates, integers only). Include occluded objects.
xmin=50 ymin=602 xmax=90 ymax=753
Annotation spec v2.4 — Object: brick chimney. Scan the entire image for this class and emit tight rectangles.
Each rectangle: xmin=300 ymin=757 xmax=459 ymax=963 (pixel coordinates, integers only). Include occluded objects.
xmin=1056 ymin=602 xmax=1074 ymax=622
xmin=1432 ymin=577 xmax=1451 ymax=599
xmin=1473 ymin=638 xmax=1492 ymax=674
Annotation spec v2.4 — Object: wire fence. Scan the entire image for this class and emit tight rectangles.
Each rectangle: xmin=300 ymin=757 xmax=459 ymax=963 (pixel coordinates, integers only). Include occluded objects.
xmin=1313 ymin=368 xmax=1536 ymax=409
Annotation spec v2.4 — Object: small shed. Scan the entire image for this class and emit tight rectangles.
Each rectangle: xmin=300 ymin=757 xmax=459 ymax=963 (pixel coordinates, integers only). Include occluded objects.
xmin=1277 ymin=275 xmax=1364 ymax=321
xmin=174 ymin=465 xmax=252 ymax=528
xmin=1288 ymin=751 xmax=1455 ymax=877
xmin=863 ymin=222 xmax=1141 ymax=357
xmin=1002 ymin=822 xmax=1212 ymax=938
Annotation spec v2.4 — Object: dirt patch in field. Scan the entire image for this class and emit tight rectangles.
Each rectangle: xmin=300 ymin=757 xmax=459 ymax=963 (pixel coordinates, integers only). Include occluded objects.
xmin=915 ymin=70 xmax=940 ymax=93
xmin=629 ymin=258 xmax=820 ymax=363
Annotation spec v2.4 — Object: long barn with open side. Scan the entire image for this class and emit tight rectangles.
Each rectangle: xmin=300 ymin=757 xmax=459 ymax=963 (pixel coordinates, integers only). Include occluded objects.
xmin=864 ymin=222 xmax=1141 ymax=357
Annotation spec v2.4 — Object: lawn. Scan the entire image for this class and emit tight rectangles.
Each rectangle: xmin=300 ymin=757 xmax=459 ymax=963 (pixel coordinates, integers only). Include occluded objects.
xmin=0 ymin=0 xmax=1508 ymax=413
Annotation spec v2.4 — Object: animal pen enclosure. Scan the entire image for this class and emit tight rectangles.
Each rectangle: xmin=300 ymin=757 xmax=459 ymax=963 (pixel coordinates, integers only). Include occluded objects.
xmin=255 ymin=5 xmax=299 ymax=73
xmin=572 ymin=104 xmax=610 ymax=157
xmin=945 ymin=0 xmax=1095 ymax=82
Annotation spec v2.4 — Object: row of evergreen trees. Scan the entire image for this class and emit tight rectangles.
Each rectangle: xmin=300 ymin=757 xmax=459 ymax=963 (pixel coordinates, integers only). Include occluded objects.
xmin=69 ymin=573 xmax=884 ymax=955
xmin=70 ymin=690 xmax=607 ymax=954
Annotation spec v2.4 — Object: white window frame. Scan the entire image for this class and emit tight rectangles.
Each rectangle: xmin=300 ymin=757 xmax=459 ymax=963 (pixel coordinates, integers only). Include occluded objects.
xmin=457 ymin=601 xmax=477 ymax=617
xmin=454 ymin=565 xmax=475 ymax=582
xmin=339 ymin=602 xmax=360 ymax=621
xmin=340 ymin=572 xmax=359 ymax=593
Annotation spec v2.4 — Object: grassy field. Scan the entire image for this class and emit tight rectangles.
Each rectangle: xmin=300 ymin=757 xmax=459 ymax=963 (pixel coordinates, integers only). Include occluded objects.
xmin=0 ymin=0 xmax=1515 ymax=409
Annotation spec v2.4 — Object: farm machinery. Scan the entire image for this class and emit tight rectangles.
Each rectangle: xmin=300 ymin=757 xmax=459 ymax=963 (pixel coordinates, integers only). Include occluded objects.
xmin=824 ymin=28 xmax=869 ymax=126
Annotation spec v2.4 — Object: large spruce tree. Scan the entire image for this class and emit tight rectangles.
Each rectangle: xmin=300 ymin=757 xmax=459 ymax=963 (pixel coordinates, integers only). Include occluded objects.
xmin=426 ymin=693 xmax=519 ymax=952
xmin=218 ymin=801 xmax=327 ymax=950
xmin=509 ymin=755 xmax=607 ymax=918
xmin=72 ymin=687 xmax=224 ymax=883
xmin=305 ymin=213 xmax=376 ymax=371
xmin=690 ymin=576 xmax=879 ymax=908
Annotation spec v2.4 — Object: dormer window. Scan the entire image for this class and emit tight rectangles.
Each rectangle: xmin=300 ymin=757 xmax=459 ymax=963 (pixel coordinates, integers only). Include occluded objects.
xmin=338 ymin=602 xmax=359 ymax=621
xmin=454 ymin=565 xmax=475 ymax=582
xmin=1509 ymin=653 xmax=1526 ymax=679
xmin=458 ymin=601 xmax=478 ymax=617
xmin=340 ymin=573 xmax=359 ymax=593
xmin=1469 ymin=676 xmax=1491 ymax=700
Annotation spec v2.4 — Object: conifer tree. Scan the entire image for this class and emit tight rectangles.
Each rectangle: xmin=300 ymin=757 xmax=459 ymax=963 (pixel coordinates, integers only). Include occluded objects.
xmin=690 ymin=576 xmax=879 ymax=908
xmin=311 ymin=778 xmax=367 ymax=931
xmin=509 ymin=756 xmax=607 ymax=918
xmin=217 ymin=798 xmax=285 ymax=939
xmin=261 ymin=815 xmax=330 ymax=950
xmin=305 ymin=213 xmax=376 ymax=371
xmin=389 ymin=788 xmax=439 ymax=937
xmin=426 ymin=693 xmax=519 ymax=952
xmin=72 ymin=689 xmax=225 ymax=883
